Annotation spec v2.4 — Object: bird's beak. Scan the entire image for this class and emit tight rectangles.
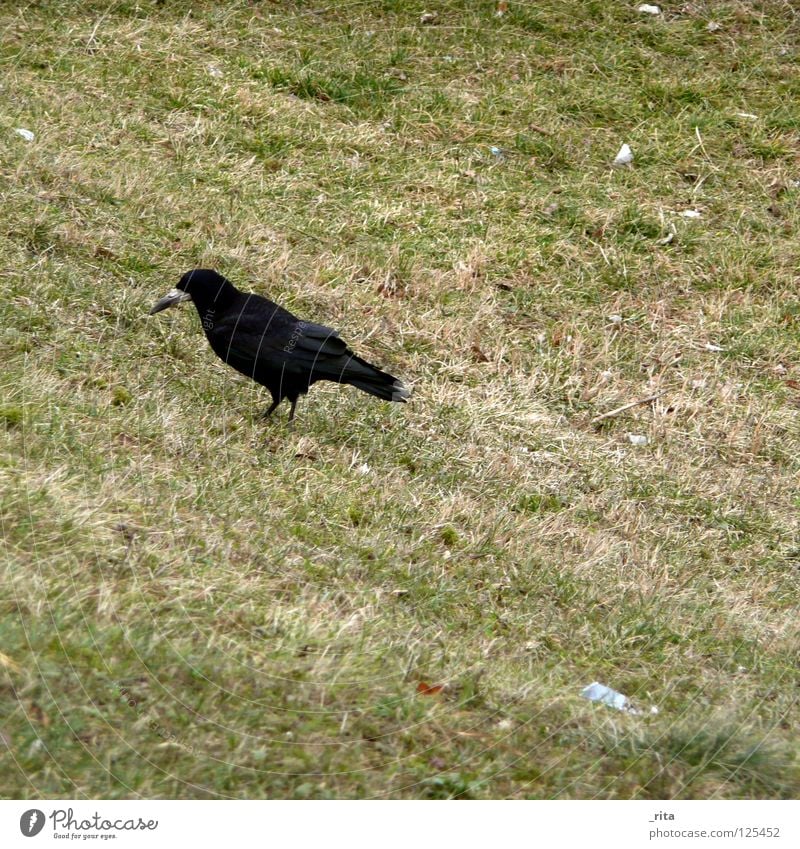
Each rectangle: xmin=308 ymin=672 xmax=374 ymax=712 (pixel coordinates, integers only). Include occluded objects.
xmin=149 ymin=289 xmax=192 ymax=315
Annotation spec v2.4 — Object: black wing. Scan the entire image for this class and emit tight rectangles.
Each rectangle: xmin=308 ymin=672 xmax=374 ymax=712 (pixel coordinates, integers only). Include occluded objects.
xmin=204 ymin=293 xmax=405 ymax=402
xmin=206 ymin=297 xmax=350 ymax=378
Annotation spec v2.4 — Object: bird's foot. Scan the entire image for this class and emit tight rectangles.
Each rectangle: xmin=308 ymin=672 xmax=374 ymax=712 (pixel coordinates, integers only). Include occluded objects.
xmin=262 ymin=400 xmax=280 ymax=419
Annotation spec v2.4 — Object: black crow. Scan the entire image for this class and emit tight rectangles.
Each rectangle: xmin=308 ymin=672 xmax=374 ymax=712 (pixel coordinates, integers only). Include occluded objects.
xmin=150 ymin=269 xmax=410 ymax=422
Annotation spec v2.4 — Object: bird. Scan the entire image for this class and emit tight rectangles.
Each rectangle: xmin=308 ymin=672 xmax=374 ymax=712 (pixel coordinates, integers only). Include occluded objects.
xmin=149 ymin=269 xmax=410 ymax=423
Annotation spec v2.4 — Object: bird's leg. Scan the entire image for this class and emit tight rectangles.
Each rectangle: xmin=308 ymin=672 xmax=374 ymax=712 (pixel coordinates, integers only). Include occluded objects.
xmin=288 ymin=398 xmax=298 ymax=424
xmin=262 ymin=399 xmax=280 ymax=419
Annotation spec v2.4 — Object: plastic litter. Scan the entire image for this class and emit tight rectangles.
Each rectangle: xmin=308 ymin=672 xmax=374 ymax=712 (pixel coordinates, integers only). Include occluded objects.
xmin=13 ymin=128 xmax=34 ymax=141
xmin=627 ymin=434 xmax=648 ymax=446
xmin=679 ymin=209 xmax=702 ymax=219
xmin=613 ymin=143 xmax=633 ymax=166
xmin=637 ymin=4 xmax=661 ymax=14
xmin=582 ymin=682 xmax=637 ymax=713
xmin=582 ymin=682 xmax=658 ymax=716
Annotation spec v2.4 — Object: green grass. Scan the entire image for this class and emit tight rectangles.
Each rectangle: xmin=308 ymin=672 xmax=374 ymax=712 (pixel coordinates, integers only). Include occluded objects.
xmin=1 ymin=0 xmax=799 ymax=799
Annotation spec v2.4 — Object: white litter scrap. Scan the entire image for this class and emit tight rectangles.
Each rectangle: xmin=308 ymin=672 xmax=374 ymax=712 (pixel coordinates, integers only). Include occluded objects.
xmin=582 ymin=682 xmax=658 ymax=715
xmin=679 ymin=209 xmax=702 ymax=219
xmin=207 ymin=64 xmax=223 ymax=78
xmin=637 ymin=4 xmax=661 ymax=15
xmin=704 ymin=342 xmax=725 ymax=353
xmin=736 ymin=112 xmax=758 ymax=120
xmin=613 ymin=143 xmax=633 ymax=167
xmin=627 ymin=433 xmax=648 ymax=446
xmin=13 ymin=127 xmax=34 ymax=141
xmin=706 ymin=21 xmax=722 ymax=32
xmin=582 ymin=682 xmax=637 ymax=713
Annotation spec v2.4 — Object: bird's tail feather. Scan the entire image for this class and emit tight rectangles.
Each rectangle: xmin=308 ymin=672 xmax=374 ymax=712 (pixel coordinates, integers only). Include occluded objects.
xmin=339 ymin=355 xmax=410 ymax=403
xmin=347 ymin=376 xmax=410 ymax=402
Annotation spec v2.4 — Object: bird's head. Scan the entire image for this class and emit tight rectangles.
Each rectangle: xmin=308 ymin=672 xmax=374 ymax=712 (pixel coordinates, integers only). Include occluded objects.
xmin=149 ymin=269 xmax=233 ymax=315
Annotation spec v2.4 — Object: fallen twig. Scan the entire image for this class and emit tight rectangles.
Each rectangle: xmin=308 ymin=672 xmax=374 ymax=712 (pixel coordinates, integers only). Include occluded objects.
xmin=591 ymin=392 xmax=663 ymax=425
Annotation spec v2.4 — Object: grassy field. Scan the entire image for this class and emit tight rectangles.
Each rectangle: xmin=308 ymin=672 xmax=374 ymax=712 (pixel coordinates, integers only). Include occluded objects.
xmin=1 ymin=0 xmax=799 ymax=799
